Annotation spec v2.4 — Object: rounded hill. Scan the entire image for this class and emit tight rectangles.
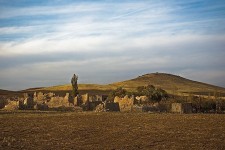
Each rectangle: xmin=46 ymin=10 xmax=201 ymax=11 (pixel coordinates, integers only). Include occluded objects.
xmin=111 ymin=73 xmax=225 ymax=95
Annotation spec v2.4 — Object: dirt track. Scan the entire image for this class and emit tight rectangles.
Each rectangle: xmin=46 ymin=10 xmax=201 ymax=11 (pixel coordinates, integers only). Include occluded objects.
xmin=0 ymin=112 xmax=225 ymax=150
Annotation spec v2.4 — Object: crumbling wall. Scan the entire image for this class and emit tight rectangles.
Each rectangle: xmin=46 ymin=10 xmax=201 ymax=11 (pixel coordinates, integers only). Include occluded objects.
xmin=182 ymin=103 xmax=192 ymax=113
xmin=47 ymin=96 xmax=69 ymax=108
xmin=64 ymin=93 xmax=74 ymax=106
xmin=0 ymin=97 xmax=7 ymax=109
xmin=3 ymin=100 xmax=19 ymax=110
xmin=81 ymin=93 xmax=89 ymax=104
xmin=89 ymin=95 xmax=97 ymax=102
xmin=135 ymin=96 xmax=149 ymax=104
xmin=74 ymin=95 xmax=82 ymax=106
xmin=74 ymin=93 xmax=88 ymax=106
xmin=114 ymin=95 xmax=134 ymax=112
xmin=38 ymin=92 xmax=45 ymax=100
xmin=171 ymin=103 xmax=192 ymax=113
xmin=19 ymin=93 xmax=35 ymax=109
xmin=171 ymin=103 xmax=182 ymax=113
xmin=105 ymin=102 xmax=120 ymax=111
xmin=95 ymin=103 xmax=104 ymax=112
xmin=89 ymin=101 xmax=102 ymax=111
xmin=34 ymin=92 xmax=45 ymax=104
xmin=34 ymin=92 xmax=55 ymax=104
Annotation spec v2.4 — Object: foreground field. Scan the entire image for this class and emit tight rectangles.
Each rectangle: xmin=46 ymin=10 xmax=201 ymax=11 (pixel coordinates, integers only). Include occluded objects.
xmin=0 ymin=112 xmax=225 ymax=150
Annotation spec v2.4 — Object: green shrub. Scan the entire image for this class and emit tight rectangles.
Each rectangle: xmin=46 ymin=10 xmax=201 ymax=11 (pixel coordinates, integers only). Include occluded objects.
xmin=107 ymin=87 xmax=127 ymax=102
xmin=136 ymin=85 xmax=168 ymax=103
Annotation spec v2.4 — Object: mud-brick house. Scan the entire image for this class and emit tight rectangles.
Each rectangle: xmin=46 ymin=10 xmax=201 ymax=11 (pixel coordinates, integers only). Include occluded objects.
xmin=171 ymin=103 xmax=192 ymax=113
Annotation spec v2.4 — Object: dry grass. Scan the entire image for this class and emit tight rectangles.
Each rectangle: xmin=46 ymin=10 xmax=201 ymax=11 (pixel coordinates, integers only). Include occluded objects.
xmin=41 ymin=84 xmax=116 ymax=91
xmin=38 ymin=73 xmax=225 ymax=97
xmin=1 ymin=73 xmax=225 ymax=98
xmin=0 ymin=112 xmax=225 ymax=150
xmin=0 ymin=89 xmax=17 ymax=96
xmin=113 ymin=73 xmax=225 ymax=95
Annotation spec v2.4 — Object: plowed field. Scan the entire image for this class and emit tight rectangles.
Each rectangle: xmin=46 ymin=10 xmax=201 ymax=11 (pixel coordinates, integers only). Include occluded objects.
xmin=1 ymin=112 xmax=225 ymax=150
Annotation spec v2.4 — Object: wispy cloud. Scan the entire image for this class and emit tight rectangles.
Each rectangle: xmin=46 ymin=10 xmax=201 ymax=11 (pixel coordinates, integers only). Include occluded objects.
xmin=0 ymin=0 xmax=225 ymax=90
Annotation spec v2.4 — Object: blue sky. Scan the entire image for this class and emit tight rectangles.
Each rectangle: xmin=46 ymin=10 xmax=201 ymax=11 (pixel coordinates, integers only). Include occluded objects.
xmin=0 ymin=0 xmax=225 ymax=90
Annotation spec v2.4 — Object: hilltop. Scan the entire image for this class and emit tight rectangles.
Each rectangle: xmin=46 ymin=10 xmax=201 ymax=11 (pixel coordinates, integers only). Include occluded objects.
xmin=35 ymin=73 xmax=225 ymax=96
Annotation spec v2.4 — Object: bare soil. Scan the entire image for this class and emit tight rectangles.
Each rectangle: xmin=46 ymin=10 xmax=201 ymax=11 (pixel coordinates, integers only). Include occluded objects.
xmin=0 ymin=112 xmax=225 ymax=150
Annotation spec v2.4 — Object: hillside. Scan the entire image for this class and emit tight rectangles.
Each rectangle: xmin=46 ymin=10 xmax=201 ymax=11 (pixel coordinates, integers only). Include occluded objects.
xmin=41 ymin=84 xmax=116 ymax=91
xmin=112 ymin=73 xmax=225 ymax=95
xmin=37 ymin=84 xmax=116 ymax=96
xmin=0 ymin=89 xmax=17 ymax=96
xmin=38 ymin=73 xmax=225 ymax=96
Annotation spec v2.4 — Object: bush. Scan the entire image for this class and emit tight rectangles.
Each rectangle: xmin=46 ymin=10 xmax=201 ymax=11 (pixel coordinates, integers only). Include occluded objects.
xmin=201 ymin=100 xmax=216 ymax=113
xmin=135 ymin=85 xmax=168 ymax=103
xmin=107 ymin=87 xmax=128 ymax=102
xmin=191 ymin=98 xmax=216 ymax=113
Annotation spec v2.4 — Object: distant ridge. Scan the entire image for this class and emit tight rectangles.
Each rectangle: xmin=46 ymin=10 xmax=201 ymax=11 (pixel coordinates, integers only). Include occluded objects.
xmin=0 ymin=89 xmax=17 ymax=96
xmin=1 ymin=73 xmax=225 ymax=96
xmin=20 ymin=87 xmax=44 ymax=92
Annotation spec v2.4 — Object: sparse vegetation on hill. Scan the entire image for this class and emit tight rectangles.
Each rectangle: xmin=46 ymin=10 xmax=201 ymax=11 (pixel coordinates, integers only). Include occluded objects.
xmin=34 ymin=73 xmax=225 ymax=97
xmin=1 ymin=73 xmax=225 ymax=98
xmin=113 ymin=73 xmax=225 ymax=95
xmin=41 ymin=84 xmax=116 ymax=91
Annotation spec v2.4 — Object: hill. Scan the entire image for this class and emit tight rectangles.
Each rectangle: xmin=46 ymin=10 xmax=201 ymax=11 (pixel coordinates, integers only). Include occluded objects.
xmin=112 ymin=73 xmax=225 ymax=95
xmin=38 ymin=84 xmax=116 ymax=96
xmin=38 ymin=73 xmax=225 ymax=96
xmin=0 ymin=89 xmax=18 ymax=96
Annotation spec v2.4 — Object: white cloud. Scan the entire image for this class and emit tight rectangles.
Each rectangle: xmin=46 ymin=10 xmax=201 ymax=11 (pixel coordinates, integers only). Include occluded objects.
xmin=0 ymin=34 xmax=225 ymax=57
xmin=0 ymin=3 xmax=104 ymax=19
xmin=0 ymin=1 xmax=225 ymax=90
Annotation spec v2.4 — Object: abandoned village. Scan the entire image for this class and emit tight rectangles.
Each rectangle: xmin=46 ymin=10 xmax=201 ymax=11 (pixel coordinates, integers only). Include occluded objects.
xmin=0 ymin=74 xmax=224 ymax=114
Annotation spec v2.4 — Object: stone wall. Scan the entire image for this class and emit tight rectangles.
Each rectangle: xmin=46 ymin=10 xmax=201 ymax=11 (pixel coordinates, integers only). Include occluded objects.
xmin=81 ymin=93 xmax=89 ymax=104
xmin=182 ymin=103 xmax=192 ymax=113
xmin=171 ymin=103 xmax=192 ymax=113
xmin=19 ymin=93 xmax=35 ymax=109
xmin=171 ymin=103 xmax=182 ymax=113
xmin=135 ymin=96 xmax=149 ymax=104
xmin=34 ymin=92 xmax=55 ymax=104
xmin=74 ymin=93 xmax=89 ymax=106
xmin=0 ymin=96 xmax=7 ymax=109
xmin=3 ymin=100 xmax=19 ymax=110
xmin=105 ymin=102 xmax=120 ymax=111
xmin=48 ymin=96 xmax=69 ymax=108
xmin=114 ymin=95 xmax=134 ymax=112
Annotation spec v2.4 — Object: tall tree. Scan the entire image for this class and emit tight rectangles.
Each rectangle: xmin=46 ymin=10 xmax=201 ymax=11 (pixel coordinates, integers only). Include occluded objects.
xmin=71 ymin=74 xmax=79 ymax=97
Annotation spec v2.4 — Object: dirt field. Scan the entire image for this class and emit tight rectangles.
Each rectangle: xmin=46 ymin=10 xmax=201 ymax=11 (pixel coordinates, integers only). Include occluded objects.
xmin=0 ymin=112 xmax=225 ymax=150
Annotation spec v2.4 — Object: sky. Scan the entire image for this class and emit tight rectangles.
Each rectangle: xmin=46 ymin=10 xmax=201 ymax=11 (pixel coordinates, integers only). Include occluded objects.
xmin=0 ymin=0 xmax=225 ymax=91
